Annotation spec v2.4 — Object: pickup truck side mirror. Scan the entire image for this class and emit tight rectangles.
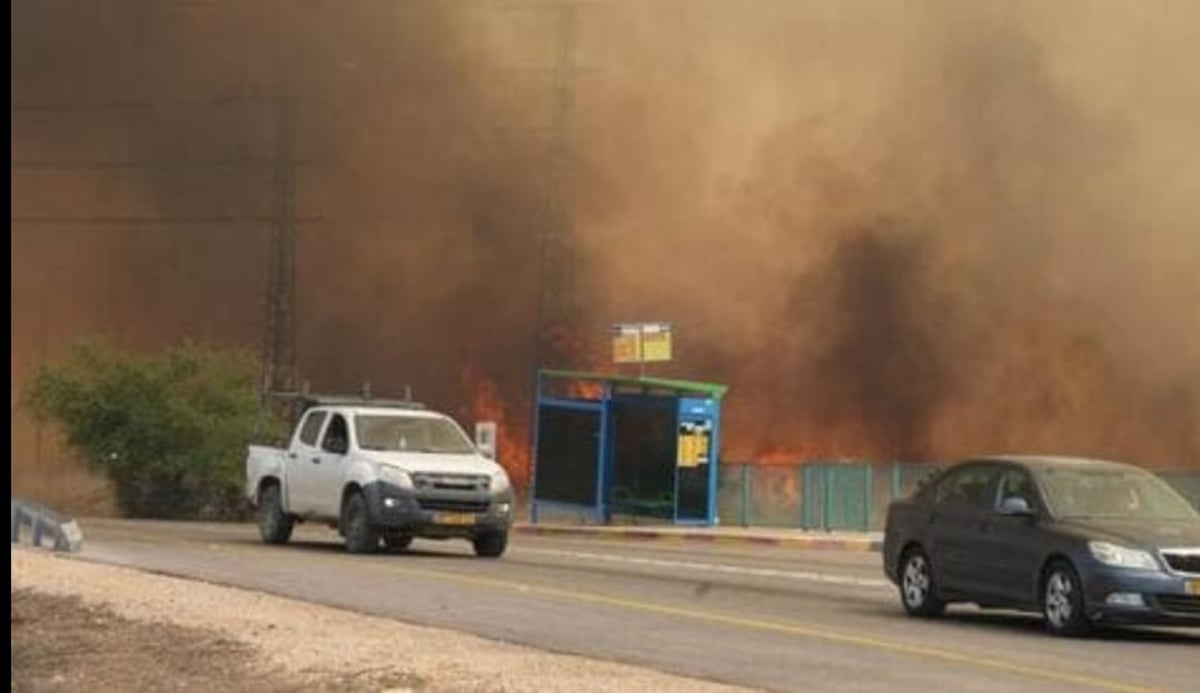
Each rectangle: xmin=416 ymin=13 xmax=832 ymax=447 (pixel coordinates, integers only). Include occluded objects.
xmin=475 ymin=422 xmax=497 ymax=460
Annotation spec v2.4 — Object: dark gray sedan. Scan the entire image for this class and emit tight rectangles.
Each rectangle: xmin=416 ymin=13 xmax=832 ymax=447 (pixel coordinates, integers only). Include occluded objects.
xmin=883 ymin=456 xmax=1200 ymax=636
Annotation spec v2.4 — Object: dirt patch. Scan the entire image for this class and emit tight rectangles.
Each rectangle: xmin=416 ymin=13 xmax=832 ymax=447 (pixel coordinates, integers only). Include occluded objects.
xmin=10 ymin=589 xmax=426 ymax=693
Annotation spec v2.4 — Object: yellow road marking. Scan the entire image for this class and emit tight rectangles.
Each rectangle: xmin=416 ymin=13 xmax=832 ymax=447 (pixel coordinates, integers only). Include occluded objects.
xmin=340 ymin=560 xmax=1160 ymax=693
xmin=82 ymin=526 xmax=1162 ymax=693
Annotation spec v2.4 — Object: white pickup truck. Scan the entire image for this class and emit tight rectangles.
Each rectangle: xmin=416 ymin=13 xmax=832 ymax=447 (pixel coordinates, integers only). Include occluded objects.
xmin=245 ymin=396 xmax=514 ymax=557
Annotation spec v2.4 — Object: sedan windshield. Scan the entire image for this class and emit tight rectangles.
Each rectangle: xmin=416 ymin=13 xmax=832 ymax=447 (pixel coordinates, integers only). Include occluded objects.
xmin=355 ymin=415 xmax=477 ymax=454
xmin=1038 ymin=467 xmax=1199 ymax=522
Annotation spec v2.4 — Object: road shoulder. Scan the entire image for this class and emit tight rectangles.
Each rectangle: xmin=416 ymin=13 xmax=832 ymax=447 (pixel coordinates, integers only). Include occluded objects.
xmin=11 ymin=547 xmax=754 ymax=693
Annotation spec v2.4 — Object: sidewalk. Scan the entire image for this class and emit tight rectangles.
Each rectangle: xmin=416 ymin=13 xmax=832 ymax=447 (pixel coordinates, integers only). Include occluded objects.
xmin=513 ymin=523 xmax=884 ymax=552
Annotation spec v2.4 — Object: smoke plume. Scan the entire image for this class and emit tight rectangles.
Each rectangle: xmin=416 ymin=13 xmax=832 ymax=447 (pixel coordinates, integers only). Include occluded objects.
xmin=12 ymin=0 xmax=1200 ymax=510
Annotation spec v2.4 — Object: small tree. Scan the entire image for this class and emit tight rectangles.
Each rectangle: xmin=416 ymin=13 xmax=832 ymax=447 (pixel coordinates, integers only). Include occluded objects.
xmin=24 ymin=339 xmax=281 ymax=519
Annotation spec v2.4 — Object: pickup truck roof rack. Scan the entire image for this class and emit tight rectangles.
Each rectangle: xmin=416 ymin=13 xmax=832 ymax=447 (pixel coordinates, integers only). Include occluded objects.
xmin=267 ymin=392 xmax=427 ymax=411
xmin=306 ymin=395 xmax=427 ymax=410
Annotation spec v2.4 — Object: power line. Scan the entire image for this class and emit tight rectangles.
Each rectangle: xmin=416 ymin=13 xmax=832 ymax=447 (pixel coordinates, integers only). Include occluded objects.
xmin=9 ymin=95 xmax=291 ymax=113
xmin=11 ymin=216 xmax=322 ymax=227
xmin=9 ymin=157 xmax=289 ymax=171
xmin=12 ymin=0 xmax=503 ymax=8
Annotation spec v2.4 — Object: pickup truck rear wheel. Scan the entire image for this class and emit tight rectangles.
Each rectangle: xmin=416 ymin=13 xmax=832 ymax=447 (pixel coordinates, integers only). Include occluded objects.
xmin=342 ymin=492 xmax=380 ymax=554
xmin=257 ymin=483 xmax=294 ymax=545
xmin=472 ymin=530 xmax=507 ymax=558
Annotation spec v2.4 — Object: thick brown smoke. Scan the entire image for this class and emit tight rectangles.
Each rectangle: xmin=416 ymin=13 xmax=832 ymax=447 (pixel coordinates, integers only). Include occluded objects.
xmin=11 ymin=1 xmax=1200 ymax=510
xmin=579 ymin=1 xmax=1200 ymax=467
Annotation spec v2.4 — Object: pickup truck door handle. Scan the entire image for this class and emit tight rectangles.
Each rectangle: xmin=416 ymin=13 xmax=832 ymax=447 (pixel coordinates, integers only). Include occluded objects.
xmin=311 ymin=457 xmax=321 ymax=464
xmin=288 ymin=452 xmax=298 ymax=460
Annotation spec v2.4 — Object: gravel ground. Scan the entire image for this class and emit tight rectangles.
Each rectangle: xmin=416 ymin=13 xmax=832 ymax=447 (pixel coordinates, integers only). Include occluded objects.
xmin=12 ymin=589 xmax=358 ymax=693
xmin=11 ymin=548 xmax=754 ymax=693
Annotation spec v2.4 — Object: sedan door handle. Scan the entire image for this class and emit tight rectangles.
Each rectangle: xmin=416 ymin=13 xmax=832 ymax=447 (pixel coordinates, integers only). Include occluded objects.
xmin=288 ymin=452 xmax=298 ymax=460
xmin=311 ymin=457 xmax=321 ymax=464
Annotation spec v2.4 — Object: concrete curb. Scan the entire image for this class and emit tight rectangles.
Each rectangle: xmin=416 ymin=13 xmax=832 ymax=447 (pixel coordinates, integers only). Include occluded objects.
xmin=513 ymin=524 xmax=883 ymax=552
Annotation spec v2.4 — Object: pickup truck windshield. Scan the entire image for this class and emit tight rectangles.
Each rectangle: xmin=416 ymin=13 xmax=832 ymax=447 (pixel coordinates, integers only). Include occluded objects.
xmin=355 ymin=414 xmax=477 ymax=454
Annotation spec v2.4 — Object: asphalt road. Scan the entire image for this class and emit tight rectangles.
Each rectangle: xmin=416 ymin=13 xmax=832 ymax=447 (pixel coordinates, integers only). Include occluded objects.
xmin=73 ymin=519 xmax=1197 ymax=692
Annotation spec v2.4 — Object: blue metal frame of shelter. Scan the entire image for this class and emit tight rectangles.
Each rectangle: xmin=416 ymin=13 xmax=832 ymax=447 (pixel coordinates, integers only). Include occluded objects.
xmin=530 ymin=369 xmax=727 ymax=526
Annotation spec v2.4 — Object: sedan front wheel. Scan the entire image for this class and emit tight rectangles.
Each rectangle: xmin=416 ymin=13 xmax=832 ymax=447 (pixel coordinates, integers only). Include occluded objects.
xmin=1042 ymin=562 xmax=1091 ymax=637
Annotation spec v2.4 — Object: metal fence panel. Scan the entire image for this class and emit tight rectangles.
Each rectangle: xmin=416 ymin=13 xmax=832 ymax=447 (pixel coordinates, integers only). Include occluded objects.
xmin=827 ymin=464 xmax=871 ymax=531
xmin=712 ymin=463 xmax=1194 ymax=532
xmin=747 ymin=465 xmax=803 ymax=528
xmin=717 ymin=463 xmax=748 ymax=526
xmin=801 ymin=463 xmax=872 ymax=531
xmin=801 ymin=465 xmax=824 ymax=530
xmin=870 ymin=464 xmax=894 ymax=531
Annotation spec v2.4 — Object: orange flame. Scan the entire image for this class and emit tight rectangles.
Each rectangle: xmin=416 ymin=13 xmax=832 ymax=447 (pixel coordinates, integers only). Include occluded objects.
xmin=566 ymin=379 xmax=605 ymax=400
xmin=461 ymin=366 xmax=530 ymax=487
xmin=753 ymin=447 xmax=807 ymax=466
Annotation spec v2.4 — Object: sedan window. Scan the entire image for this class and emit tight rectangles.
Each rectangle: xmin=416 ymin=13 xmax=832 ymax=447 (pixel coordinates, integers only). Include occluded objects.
xmin=996 ymin=469 xmax=1040 ymax=512
xmin=934 ymin=465 xmax=999 ymax=509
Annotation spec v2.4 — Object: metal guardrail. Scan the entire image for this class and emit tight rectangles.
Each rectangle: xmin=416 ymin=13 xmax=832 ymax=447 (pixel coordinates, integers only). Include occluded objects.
xmin=10 ymin=497 xmax=83 ymax=553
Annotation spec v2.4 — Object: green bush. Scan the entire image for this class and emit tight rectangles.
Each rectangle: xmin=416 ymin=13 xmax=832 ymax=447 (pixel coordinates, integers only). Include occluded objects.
xmin=24 ymin=339 xmax=283 ymax=520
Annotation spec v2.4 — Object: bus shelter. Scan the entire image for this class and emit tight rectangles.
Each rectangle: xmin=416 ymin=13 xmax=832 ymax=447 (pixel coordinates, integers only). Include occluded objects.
xmin=530 ymin=369 xmax=727 ymax=526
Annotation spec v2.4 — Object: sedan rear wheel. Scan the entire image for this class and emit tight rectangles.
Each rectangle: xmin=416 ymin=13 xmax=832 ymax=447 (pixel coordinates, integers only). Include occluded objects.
xmin=900 ymin=548 xmax=945 ymax=617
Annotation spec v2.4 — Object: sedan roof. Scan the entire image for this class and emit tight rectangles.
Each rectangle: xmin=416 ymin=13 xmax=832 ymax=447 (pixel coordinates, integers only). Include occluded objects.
xmin=973 ymin=455 xmax=1142 ymax=472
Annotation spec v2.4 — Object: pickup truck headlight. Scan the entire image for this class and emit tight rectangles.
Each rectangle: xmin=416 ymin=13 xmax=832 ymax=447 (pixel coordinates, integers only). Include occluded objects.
xmin=378 ymin=466 xmax=413 ymax=489
xmin=1088 ymin=541 xmax=1158 ymax=571
xmin=490 ymin=469 xmax=511 ymax=493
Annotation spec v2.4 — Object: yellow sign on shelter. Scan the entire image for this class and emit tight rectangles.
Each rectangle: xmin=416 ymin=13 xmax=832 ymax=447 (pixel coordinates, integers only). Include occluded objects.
xmin=677 ymin=420 xmax=711 ymax=468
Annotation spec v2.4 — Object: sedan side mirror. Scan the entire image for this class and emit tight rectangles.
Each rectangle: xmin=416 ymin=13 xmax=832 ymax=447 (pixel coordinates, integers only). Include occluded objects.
xmin=999 ymin=496 xmax=1034 ymax=516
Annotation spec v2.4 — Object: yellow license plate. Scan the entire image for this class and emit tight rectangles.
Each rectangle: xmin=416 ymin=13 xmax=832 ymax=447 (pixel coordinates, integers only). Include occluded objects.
xmin=1187 ymin=580 xmax=1200 ymax=596
xmin=436 ymin=512 xmax=476 ymax=526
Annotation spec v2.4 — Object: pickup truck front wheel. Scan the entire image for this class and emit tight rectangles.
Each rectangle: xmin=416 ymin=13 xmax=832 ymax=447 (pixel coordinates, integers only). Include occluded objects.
xmin=472 ymin=530 xmax=508 ymax=558
xmin=257 ymin=483 xmax=294 ymax=545
xmin=342 ymin=491 xmax=380 ymax=554
xmin=383 ymin=532 xmax=413 ymax=552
